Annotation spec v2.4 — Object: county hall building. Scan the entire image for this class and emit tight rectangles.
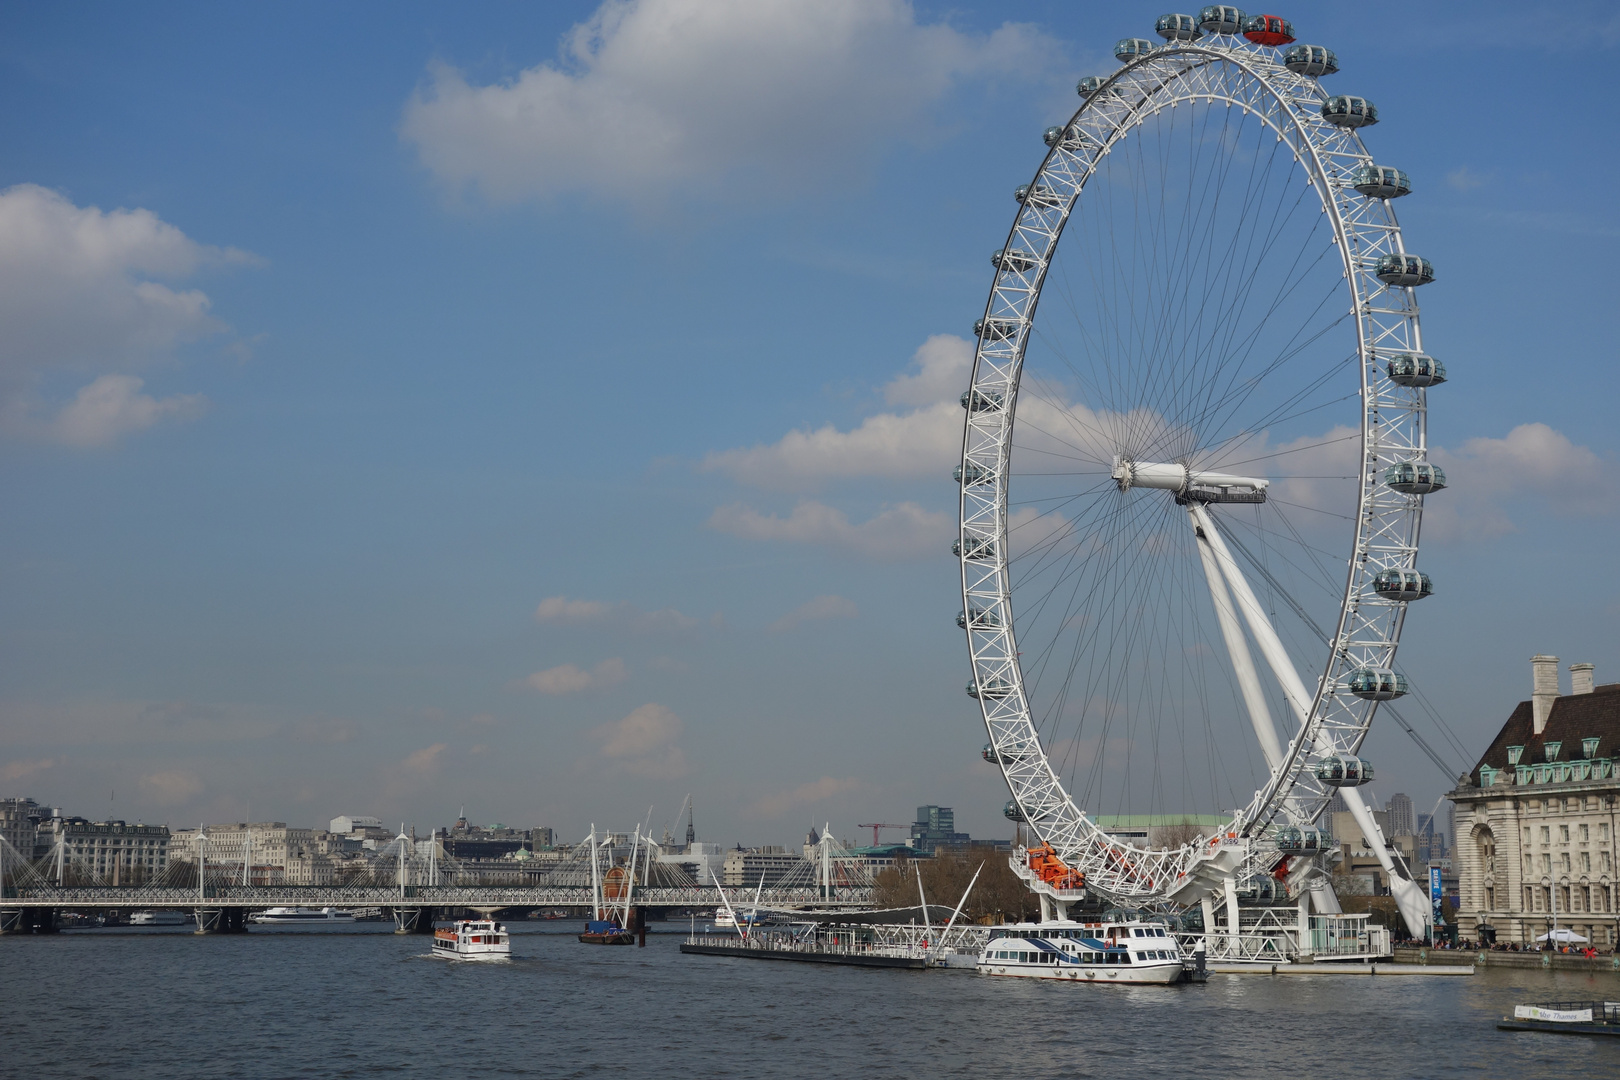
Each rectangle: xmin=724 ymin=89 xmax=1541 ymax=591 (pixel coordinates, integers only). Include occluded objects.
xmin=1449 ymin=655 xmax=1620 ymax=947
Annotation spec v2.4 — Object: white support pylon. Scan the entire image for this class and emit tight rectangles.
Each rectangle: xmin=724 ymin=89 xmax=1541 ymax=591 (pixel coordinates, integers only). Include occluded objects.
xmin=1187 ymin=503 xmax=1315 ymax=727
xmin=1190 ymin=503 xmax=1429 ymax=937
xmin=1190 ymin=507 xmax=1283 ymax=772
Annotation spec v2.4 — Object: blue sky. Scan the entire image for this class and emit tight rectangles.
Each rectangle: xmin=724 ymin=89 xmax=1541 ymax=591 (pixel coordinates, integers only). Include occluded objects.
xmin=1 ymin=1 xmax=1616 ymax=846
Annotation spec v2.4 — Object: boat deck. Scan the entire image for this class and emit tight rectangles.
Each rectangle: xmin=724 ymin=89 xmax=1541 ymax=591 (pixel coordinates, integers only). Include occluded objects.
xmin=679 ymin=942 xmax=928 ymax=968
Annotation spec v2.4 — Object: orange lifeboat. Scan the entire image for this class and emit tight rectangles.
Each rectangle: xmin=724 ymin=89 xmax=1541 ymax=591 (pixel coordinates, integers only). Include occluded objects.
xmin=1029 ymin=843 xmax=1085 ymax=891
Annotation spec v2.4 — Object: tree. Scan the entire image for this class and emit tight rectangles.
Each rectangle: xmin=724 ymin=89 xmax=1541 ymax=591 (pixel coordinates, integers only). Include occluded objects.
xmin=871 ymin=847 xmax=1038 ymax=923
xmin=1154 ymin=818 xmax=1212 ymax=850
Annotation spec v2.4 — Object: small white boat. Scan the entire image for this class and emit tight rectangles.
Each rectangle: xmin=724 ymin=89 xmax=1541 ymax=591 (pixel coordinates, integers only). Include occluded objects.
xmin=129 ymin=910 xmax=190 ymax=926
xmin=249 ymin=906 xmax=356 ymax=925
xmin=977 ymin=919 xmax=1187 ymax=984
xmin=432 ymin=919 xmax=511 ymax=961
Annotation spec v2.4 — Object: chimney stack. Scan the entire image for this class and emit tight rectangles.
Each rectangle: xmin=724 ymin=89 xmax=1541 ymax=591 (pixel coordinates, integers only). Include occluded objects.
xmin=1531 ymin=654 xmax=1560 ymax=734
xmin=1570 ymin=662 xmax=1596 ymax=696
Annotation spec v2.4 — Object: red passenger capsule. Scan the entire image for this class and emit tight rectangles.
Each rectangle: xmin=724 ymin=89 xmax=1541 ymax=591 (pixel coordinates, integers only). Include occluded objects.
xmin=1242 ymin=14 xmax=1295 ymax=46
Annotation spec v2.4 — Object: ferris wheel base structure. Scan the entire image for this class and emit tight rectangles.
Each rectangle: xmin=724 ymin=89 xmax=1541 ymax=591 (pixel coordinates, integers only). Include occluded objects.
xmin=961 ymin=11 xmax=1447 ymax=939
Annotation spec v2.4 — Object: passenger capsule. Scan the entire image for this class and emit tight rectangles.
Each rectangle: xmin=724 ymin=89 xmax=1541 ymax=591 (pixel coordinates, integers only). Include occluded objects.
xmin=1115 ymin=38 xmax=1156 ymax=61
xmin=961 ymin=389 xmax=1004 ymax=413
xmin=992 ymin=248 xmax=1037 ymax=273
xmin=1015 ymin=184 xmax=1061 ymax=207
xmin=1384 ymin=462 xmax=1445 ymax=495
xmin=1076 ymin=75 xmax=1120 ymax=99
xmin=1346 ymin=668 xmax=1407 ymax=701
xmin=1282 ymin=44 xmax=1337 ymax=76
xmin=1198 ymin=5 xmax=1246 ymax=34
xmin=954 ymin=462 xmax=991 ymax=485
xmin=1242 ymin=14 xmax=1295 ymax=45
xmin=1155 ymin=14 xmax=1202 ymax=40
xmin=1003 ymin=799 xmax=1029 ymax=822
xmin=983 ymin=740 xmax=1034 ymax=765
xmin=953 ymin=536 xmax=997 ymax=560
xmin=1043 ymin=124 xmax=1091 ymax=150
xmin=1385 ymin=353 xmax=1446 ymax=387
xmin=969 ymin=680 xmax=1014 ymax=700
xmin=974 ymin=317 xmax=1020 ymax=341
xmin=957 ymin=607 xmax=1001 ymax=629
xmin=1321 ymin=95 xmax=1377 ymax=128
xmin=1372 ymin=568 xmax=1433 ymax=601
xmin=1350 ymin=164 xmax=1410 ymax=199
xmin=1315 ymin=753 xmax=1375 ymax=786
xmin=1375 ymin=254 xmax=1434 ymax=287
xmin=1273 ymin=826 xmax=1330 ymax=854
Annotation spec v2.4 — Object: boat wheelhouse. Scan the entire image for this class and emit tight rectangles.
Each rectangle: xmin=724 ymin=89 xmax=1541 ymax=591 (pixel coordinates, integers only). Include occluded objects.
xmin=432 ymin=919 xmax=511 ymax=960
xmin=977 ymin=920 xmax=1186 ymax=983
xmin=249 ymin=906 xmax=355 ymax=924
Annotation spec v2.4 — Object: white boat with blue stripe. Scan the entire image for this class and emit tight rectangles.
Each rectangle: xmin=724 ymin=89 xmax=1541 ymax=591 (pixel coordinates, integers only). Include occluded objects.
xmin=977 ymin=920 xmax=1186 ymax=984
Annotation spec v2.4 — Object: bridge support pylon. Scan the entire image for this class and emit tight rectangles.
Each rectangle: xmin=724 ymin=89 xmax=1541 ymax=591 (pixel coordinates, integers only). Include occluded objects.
xmin=193 ymin=907 xmax=247 ymax=934
xmin=392 ymin=906 xmax=436 ymax=934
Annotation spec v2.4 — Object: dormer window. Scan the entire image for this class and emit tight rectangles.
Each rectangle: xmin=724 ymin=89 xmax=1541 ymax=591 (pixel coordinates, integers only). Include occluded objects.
xmin=1544 ymin=741 xmax=1562 ymax=762
xmin=1583 ymin=737 xmax=1601 ymax=759
xmin=1506 ymin=745 xmax=1525 ymax=765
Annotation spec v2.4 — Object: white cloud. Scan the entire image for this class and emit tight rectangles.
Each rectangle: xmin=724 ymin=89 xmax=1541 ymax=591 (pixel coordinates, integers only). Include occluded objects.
xmin=403 ymin=743 xmax=449 ymax=775
xmin=0 ymin=183 xmax=253 ymax=443
xmin=709 ymin=500 xmax=948 ymax=560
xmin=593 ymin=702 xmax=688 ymax=777
xmin=704 ymin=403 xmax=960 ymax=490
xmin=748 ymin=775 xmax=861 ymax=819
xmin=0 ymin=184 xmax=252 ymax=375
xmin=47 ymin=374 xmax=208 ymax=447
xmin=0 ymin=757 xmax=56 ymax=784
xmin=138 ymin=769 xmax=203 ymax=805
xmin=1445 ymin=166 xmax=1488 ymax=192
xmin=534 ymin=595 xmax=702 ymax=631
xmin=1428 ymin=422 xmax=1617 ymax=539
xmin=768 ymin=595 xmax=859 ymax=633
xmin=400 ymin=0 xmax=1053 ymax=205
xmin=535 ymin=596 xmax=613 ymax=622
xmin=703 ymin=335 xmax=971 ymax=491
xmin=883 ymin=333 xmax=975 ymax=407
xmin=526 ymin=657 xmax=629 ymax=694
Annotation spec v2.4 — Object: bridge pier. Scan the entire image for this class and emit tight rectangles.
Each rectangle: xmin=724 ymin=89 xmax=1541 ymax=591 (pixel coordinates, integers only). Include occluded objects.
xmin=392 ymin=906 xmax=436 ymax=934
xmin=1 ymin=908 xmax=58 ymax=934
xmin=193 ymin=907 xmax=248 ymax=934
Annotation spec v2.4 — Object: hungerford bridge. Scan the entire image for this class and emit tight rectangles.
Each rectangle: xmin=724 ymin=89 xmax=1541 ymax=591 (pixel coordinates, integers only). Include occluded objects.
xmin=0 ymin=828 xmax=874 ymax=934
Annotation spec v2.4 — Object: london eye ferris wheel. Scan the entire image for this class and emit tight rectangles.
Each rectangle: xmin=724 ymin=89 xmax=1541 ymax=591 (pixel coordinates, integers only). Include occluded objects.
xmin=957 ymin=8 xmax=1442 ymax=933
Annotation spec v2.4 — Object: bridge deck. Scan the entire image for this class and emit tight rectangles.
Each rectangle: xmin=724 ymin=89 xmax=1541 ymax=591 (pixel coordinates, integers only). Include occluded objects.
xmin=0 ymin=886 xmax=872 ymax=910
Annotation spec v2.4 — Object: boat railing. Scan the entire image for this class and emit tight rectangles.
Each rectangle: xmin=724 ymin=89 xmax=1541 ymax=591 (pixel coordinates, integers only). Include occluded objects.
xmin=1519 ymin=1000 xmax=1620 ymax=1023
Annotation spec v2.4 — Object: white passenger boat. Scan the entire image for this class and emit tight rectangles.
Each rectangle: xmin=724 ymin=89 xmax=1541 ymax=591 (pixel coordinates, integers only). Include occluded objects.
xmin=977 ymin=919 xmax=1186 ymax=984
xmin=249 ymin=906 xmax=356 ymax=925
xmin=432 ymin=919 xmax=511 ymax=961
xmin=129 ymin=910 xmax=190 ymax=926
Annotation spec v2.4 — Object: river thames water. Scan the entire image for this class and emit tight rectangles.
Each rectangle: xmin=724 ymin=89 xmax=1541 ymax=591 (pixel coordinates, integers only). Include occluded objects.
xmin=3 ymin=924 xmax=1617 ymax=1079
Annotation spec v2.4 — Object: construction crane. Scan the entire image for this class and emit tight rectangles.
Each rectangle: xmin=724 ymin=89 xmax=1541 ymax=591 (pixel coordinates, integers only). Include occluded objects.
xmin=857 ymin=823 xmax=908 ymax=847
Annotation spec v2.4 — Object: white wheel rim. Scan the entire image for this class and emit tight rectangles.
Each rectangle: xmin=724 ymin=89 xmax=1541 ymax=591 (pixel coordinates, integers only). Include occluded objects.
xmin=959 ymin=35 xmax=1433 ymax=906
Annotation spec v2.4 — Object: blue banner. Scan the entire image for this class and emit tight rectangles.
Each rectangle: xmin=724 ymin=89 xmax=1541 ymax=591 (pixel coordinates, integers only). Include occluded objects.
xmin=1429 ymin=867 xmax=1444 ymax=926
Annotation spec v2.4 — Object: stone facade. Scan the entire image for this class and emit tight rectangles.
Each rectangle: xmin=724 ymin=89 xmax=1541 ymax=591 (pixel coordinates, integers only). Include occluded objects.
xmin=32 ymin=818 xmax=170 ymax=884
xmin=1448 ymin=656 xmax=1620 ymax=946
xmin=168 ymin=822 xmax=331 ymax=885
